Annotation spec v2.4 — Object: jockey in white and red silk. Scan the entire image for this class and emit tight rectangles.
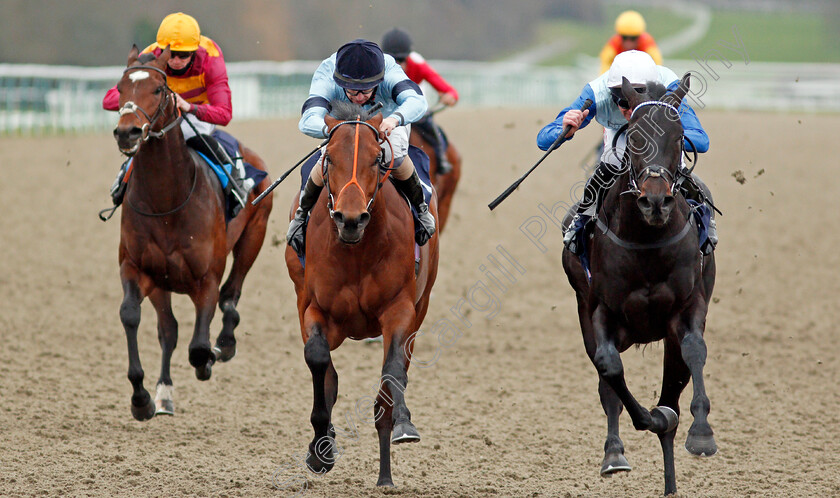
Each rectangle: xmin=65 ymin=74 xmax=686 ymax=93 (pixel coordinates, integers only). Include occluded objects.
xmin=286 ymin=39 xmax=434 ymax=257
xmin=102 ymin=12 xmax=250 ymax=211
xmin=381 ymin=27 xmax=459 ymax=174
xmin=538 ymin=50 xmax=717 ymax=255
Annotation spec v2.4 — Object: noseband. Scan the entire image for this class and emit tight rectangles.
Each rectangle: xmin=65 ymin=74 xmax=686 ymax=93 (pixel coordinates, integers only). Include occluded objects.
xmin=321 ymin=119 xmax=396 ymax=218
xmin=118 ymin=65 xmax=182 ymax=149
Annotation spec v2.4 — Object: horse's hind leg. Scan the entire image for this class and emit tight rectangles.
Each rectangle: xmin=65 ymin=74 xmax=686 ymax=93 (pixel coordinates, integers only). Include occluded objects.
xmin=215 ymin=197 xmax=271 ymax=362
xmin=119 ymin=274 xmax=154 ymax=421
xmin=149 ymin=289 xmax=177 ymax=416
xmin=598 ymin=377 xmax=631 ymax=475
xmin=188 ymin=278 xmax=220 ymax=381
xmin=303 ymin=323 xmax=337 ymax=475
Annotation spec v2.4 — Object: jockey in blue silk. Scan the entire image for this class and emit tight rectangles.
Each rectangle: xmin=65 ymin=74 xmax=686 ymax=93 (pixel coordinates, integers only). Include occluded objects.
xmin=537 ymin=50 xmax=717 ymax=255
xmin=287 ymin=39 xmax=434 ymax=255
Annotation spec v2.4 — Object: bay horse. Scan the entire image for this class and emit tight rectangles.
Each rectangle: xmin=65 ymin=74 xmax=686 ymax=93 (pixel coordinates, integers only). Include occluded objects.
xmin=562 ymin=74 xmax=717 ymax=496
xmin=284 ymin=101 xmax=439 ymax=487
xmin=112 ymin=46 xmax=273 ymax=421
xmin=409 ymin=114 xmax=461 ymax=232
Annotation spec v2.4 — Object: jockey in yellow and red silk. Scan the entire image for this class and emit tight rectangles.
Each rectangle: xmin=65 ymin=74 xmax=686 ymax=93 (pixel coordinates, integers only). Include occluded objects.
xmin=599 ymin=10 xmax=663 ymax=75
xmin=381 ymin=27 xmax=459 ymax=174
xmin=103 ymin=12 xmax=251 ymax=212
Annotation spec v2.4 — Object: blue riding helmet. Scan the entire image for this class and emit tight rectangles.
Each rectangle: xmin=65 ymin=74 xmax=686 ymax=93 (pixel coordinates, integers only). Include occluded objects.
xmin=333 ymin=39 xmax=386 ymax=91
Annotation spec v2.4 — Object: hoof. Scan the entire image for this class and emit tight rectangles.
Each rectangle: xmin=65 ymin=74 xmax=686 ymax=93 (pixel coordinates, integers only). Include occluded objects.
xmin=130 ymin=393 xmax=155 ymax=422
xmin=189 ymin=344 xmax=213 ymax=370
xmin=194 ymin=362 xmax=213 ymax=381
xmin=650 ymin=406 xmax=679 ymax=434
xmin=600 ymin=452 xmax=632 ymax=476
xmin=391 ymin=421 xmax=421 ymax=444
xmin=685 ymin=433 xmax=718 ymax=457
xmin=305 ymin=444 xmax=335 ymax=475
xmin=376 ymin=477 xmax=395 ymax=487
xmin=154 ymin=384 xmax=174 ymax=416
xmin=212 ymin=345 xmax=237 ymax=363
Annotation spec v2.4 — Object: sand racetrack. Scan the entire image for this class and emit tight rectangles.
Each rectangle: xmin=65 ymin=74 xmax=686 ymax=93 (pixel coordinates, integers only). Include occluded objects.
xmin=1 ymin=108 xmax=839 ymax=497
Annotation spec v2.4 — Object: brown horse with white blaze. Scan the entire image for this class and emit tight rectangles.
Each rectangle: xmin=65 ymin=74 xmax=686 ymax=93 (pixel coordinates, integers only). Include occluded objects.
xmin=112 ymin=46 xmax=273 ymax=420
xmin=285 ymin=101 xmax=439 ymax=487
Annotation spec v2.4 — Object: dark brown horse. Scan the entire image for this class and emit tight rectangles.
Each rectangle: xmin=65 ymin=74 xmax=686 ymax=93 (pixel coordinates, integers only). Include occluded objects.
xmin=562 ymin=74 xmax=716 ymax=496
xmin=112 ymin=46 xmax=273 ymax=421
xmin=285 ymin=101 xmax=439 ymax=487
xmin=409 ymin=117 xmax=461 ymax=232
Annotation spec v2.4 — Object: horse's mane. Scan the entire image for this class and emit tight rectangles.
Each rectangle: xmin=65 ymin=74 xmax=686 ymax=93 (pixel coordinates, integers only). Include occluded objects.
xmin=329 ymin=100 xmax=374 ymax=121
xmin=645 ymin=81 xmax=668 ymax=100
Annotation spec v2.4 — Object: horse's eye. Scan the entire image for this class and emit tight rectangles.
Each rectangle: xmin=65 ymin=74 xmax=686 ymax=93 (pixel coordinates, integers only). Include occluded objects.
xmin=154 ymin=86 xmax=163 ymax=95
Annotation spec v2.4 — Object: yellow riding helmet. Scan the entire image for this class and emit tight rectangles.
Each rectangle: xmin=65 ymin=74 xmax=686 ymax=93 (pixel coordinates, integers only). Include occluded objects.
xmin=156 ymin=12 xmax=201 ymax=52
xmin=615 ymin=10 xmax=646 ymax=37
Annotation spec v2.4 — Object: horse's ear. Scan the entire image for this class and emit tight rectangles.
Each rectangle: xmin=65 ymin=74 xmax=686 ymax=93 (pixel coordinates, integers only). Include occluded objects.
xmin=665 ymin=72 xmax=690 ymax=107
xmin=367 ymin=112 xmax=383 ymax=129
xmin=157 ymin=45 xmax=172 ymax=68
xmin=621 ymin=76 xmax=645 ymax=110
xmin=127 ymin=44 xmax=140 ymax=67
xmin=325 ymin=114 xmax=339 ymax=131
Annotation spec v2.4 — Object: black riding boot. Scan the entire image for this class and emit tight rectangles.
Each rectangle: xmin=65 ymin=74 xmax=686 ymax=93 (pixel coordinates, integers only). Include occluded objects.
xmin=110 ymin=158 xmax=131 ymax=206
xmin=431 ymin=124 xmax=452 ymax=174
xmin=677 ymin=167 xmax=718 ymax=254
xmin=393 ymin=170 xmax=436 ymax=245
xmin=564 ymin=162 xmax=618 ymax=255
xmin=286 ymin=177 xmax=324 ymax=257
xmin=187 ymin=135 xmax=248 ymax=214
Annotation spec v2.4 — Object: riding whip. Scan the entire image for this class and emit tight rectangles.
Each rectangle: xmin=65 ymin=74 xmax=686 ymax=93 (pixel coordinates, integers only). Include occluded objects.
xmin=488 ymin=99 xmax=593 ymax=211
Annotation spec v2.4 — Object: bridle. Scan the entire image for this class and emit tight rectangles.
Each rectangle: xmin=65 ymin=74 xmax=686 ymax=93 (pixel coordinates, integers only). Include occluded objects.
xmin=119 ymin=64 xmax=195 ymax=218
xmin=117 ymin=65 xmax=183 ymax=151
xmin=611 ymin=99 xmax=696 ymax=197
xmin=321 ymin=119 xmax=397 ymax=218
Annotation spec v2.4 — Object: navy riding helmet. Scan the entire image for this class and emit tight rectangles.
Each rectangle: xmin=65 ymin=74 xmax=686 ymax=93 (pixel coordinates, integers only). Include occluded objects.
xmin=333 ymin=39 xmax=386 ymax=90
xmin=381 ymin=28 xmax=412 ymax=60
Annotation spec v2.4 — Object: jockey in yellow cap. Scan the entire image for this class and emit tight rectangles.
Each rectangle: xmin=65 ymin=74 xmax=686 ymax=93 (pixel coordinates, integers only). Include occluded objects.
xmin=599 ymin=10 xmax=663 ymax=75
xmin=103 ymin=12 xmax=252 ymax=215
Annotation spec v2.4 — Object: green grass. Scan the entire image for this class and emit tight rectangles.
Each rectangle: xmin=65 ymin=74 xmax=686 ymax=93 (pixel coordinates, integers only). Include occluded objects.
xmin=669 ymin=10 xmax=840 ymax=63
xmin=534 ymin=4 xmax=695 ymax=66
xmin=533 ymin=6 xmax=840 ymax=66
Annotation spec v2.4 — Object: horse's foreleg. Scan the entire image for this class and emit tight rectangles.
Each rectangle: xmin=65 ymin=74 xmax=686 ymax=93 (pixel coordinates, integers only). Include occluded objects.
xmin=149 ymin=289 xmax=177 ymax=416
xmin=598 ymin=376 xmax=631 ymax=475
xmin=188 ymin=279 xmax=219 ymax=381
xmin=590 ymin=305 xmax=676 ymax=435
xmin=216 ymin=202 xmax=271 ymax=362
xmin=303 ymin=323 xmax=336 ymax=475
xmin=120 ymin=276 xmax=154 ymax=421
xmin=656 ymin=337 xmax=692 ymax=495
xmin=681 ymin=302 xmax=717 ymax=457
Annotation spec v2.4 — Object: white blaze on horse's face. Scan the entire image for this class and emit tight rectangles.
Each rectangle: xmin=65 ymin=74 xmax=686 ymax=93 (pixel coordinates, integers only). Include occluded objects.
xmin=128 ymin=70 xmax=150 ymax=82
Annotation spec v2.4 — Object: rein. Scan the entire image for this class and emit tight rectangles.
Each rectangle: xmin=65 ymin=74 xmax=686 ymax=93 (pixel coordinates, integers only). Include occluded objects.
xmin=322 ymin=119 xmax=396 ymax=218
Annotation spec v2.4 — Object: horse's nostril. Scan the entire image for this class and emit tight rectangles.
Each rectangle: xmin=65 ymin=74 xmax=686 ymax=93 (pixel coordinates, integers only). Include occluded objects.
xmin=128 ymin=126 xmax=143 ymax=140
xmin=358 ymin=212 xmax=371 ymax=227
xmin=662 ymin=196 xmax=676 ymax=211
xmin=333 ymin=211 xmax=345 ymax=224
xmin=637 ymin=197 xmax=652 ymax=211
